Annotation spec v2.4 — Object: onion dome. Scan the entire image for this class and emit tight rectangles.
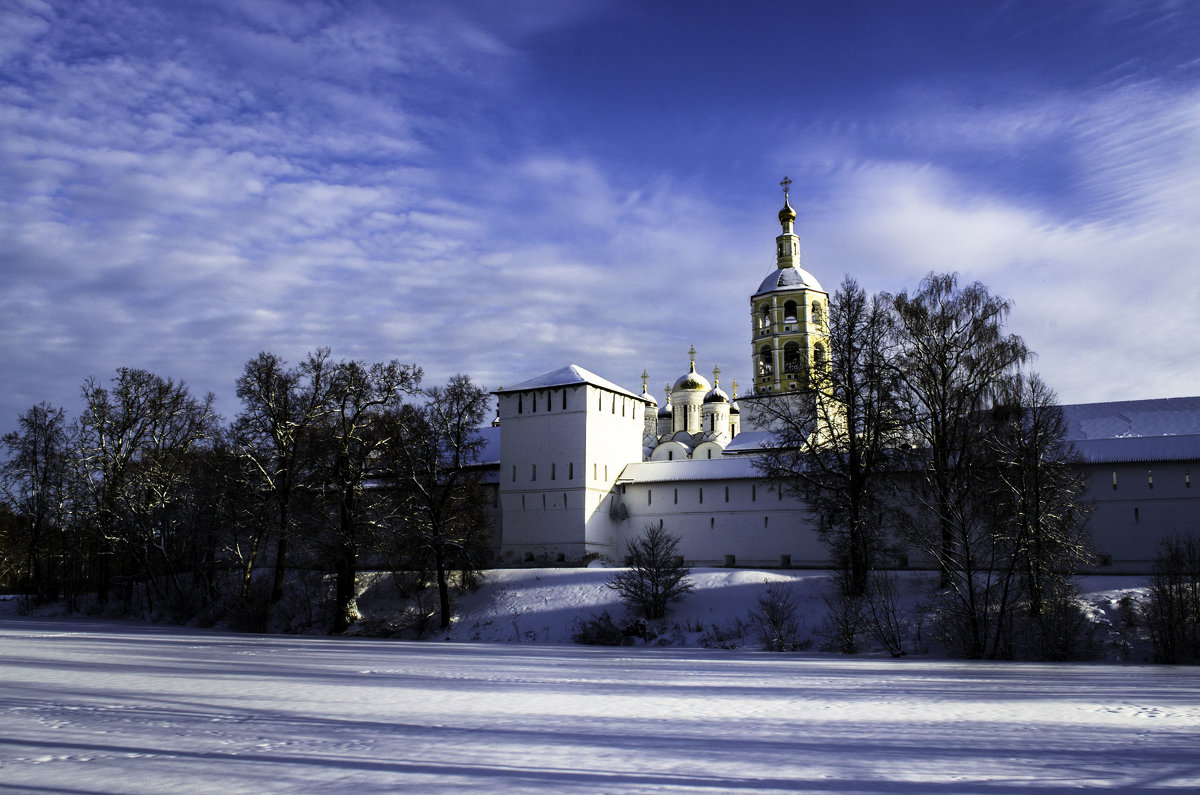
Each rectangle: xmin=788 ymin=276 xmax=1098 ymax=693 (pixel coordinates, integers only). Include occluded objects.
xmin=703 ymin=386 xmax=730 ymax=404
xmin=730 ymin=378 xmax=741 ymax=414
xmin=672 ymin=362 xmax=711 ymax=393
xmin=658 ymin=385 xmax=672 ymax=417
xmin=778 ymin=196 xmax=796 ymax=225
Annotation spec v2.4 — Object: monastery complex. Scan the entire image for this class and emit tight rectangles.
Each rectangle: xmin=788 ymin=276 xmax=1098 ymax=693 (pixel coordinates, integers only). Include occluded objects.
xmin=480 ymin=185 xmax=1200 ymax=573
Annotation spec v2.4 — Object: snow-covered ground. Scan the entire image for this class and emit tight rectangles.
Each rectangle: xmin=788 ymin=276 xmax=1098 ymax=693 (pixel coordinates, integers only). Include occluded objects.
xmin=3 ymin=569 xmax=1199 ymax=792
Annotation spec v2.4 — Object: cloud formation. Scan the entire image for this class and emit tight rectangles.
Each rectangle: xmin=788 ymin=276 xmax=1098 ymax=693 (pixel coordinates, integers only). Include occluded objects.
xmin=1 ymin=0 xmax=1198 ymax=433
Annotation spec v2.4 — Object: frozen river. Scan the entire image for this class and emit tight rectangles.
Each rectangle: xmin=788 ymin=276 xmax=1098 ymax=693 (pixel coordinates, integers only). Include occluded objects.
xmin=2 ymin=617 xmax=1199 ymax=792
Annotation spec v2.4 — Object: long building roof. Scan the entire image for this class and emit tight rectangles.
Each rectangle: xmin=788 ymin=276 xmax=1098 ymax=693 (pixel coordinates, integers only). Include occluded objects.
xmin=1060 ymin=396 xmax=1200 ymax=440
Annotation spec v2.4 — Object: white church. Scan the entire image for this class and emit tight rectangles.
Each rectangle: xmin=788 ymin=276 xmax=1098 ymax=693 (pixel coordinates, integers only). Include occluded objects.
xmin=479 ymin=187 xmax=1200 ymax=574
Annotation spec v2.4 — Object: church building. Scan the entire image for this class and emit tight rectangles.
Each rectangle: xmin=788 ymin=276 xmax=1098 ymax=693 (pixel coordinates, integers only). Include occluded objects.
xmin=482 ymin=184 xmax=1200 ymax=573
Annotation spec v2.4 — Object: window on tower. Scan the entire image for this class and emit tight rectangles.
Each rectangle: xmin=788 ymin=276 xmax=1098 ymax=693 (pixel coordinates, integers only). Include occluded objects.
xmin=812 ymin=301 xmax=824 ymax=326
xmin=783 ymin=341 xmax=801 ymax=374
xmin=758 ymin=345 xmax=773 ymax=377
xmin=783 ymin=300 xmax=798 ymax=321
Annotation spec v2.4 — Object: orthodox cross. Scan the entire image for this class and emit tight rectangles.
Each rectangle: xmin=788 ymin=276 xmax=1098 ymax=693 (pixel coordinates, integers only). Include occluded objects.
xmin=780 ymin=175 xmax=792 ymax=200
xmin=731 ymin=379 xmax=739 ymax=400
xmin=641 ymin=369 xmax=649 ymax=393
xmin=688 ymin=345 xmax=697 ymax=367
xmin=712 ymin=364 xmax=721 ymax=387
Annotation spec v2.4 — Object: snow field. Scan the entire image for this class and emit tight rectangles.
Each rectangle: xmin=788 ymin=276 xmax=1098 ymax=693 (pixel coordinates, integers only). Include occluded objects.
xmin=2 ymin=567 xmax=1199 ymax=792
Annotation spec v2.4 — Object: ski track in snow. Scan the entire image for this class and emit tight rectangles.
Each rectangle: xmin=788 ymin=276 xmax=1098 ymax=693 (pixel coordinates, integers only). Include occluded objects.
xmin=3 ymin=615 xmax=1200 ymax=792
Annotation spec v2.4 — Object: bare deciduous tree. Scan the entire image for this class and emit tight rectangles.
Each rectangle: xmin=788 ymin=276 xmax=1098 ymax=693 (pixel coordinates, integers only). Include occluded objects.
xmin=753 ymin=277 xmax=902 ymax=596
xmin=233 ymin=349 xmax=333 ymax=603
xmin=385 ymin=374 xmax=492 ymax=631
xmin=1 ymin=402 xmax=72 ymax=602
xmin=608 ymin=521 xmax=693 ymax=620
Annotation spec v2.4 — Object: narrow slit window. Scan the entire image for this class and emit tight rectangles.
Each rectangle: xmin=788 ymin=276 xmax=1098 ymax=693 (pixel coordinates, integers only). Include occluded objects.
xmin=531 ymin=464 xmax=536 ymax=481
xmin=1134 ymin=507 xmax=1140 ymax=524
xmin=1148 ymin=470 xmax=1154 ymax=489
xmin=648 ymin=489 xmax=652 ymax=506
xmin=1187 ymin=471 xmax=1191 ymax=488
xmin=551 ymin=463 xmax=556 ymax=481
xmin=1112 ymin=471 xmax=1118 ymax=490
xmin=699 ymin=487 xmax=704 ymax=504
xmin=569 ymin=462 xmax=574 ymax=480
xmin=725 ymin=486 xmax=729 ymax=502
xmin=674 ymin=488 xmax=678 ymax=505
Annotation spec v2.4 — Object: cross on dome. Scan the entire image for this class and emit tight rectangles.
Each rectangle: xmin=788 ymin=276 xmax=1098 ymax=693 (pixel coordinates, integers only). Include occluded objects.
xmin=780 ymin=175 xmax=792 ymax=200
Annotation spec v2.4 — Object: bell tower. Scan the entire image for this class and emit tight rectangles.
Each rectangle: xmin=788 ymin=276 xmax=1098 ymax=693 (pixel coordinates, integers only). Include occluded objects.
xmin=750 ymin=178 xmax=829 ymax=394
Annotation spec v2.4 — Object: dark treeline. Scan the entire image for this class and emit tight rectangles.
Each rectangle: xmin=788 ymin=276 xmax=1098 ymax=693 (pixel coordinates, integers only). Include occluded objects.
xmin=0 ymin=350 xmax=491 ymax=634
xmin=752 ymin=272 xmax=1096 ymax=659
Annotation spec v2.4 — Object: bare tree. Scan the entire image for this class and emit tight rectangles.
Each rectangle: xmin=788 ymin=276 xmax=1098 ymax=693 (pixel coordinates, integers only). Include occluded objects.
xmin=608 ymin=521 xmax=694 ymax=620
xmin=888 ymin=273 xmax=1028 ymax=656
xmin=1 ymin=403 xmax=72 ymax=603
xmin=986 ymin=373 xmax=1093 ymax=651
xmin=232 ymin=349 xmax=333 ymax=603
xmin=753 ymin=277 xmax=902 ymax=596
xmin=75 ymin=369 xmax=217 ymax=611
xmin=385 ymin=374 xmax=492 ymax=631
xmin=313 ymin=359 xmax=420 ymax=633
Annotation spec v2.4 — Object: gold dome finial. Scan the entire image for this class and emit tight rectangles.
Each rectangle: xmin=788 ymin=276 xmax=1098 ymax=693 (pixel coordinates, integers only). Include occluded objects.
xmin=778 ymin=176 xmax=796 ymax=225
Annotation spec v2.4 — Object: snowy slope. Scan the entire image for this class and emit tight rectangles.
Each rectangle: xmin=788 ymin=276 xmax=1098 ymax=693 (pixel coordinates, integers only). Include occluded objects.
xmin=348 ymin=567 xmax=1151 ymax=661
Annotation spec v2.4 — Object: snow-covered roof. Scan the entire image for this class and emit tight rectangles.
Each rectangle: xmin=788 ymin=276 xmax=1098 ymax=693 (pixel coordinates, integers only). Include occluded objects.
xmin=616 ymin=457 xmax=762 ymax=484
xmin=1061 ymin=396 xmax=1200 ymax=441
xmin=493 ymin=364 xmax=649 ymax=402
xmin=1074 ymin=434 xmax=1200 ymax=464
xmin=721 ymin=431 xmax=777 ymax=455
xmin=753 ymin=265 xmax=824 ymax=297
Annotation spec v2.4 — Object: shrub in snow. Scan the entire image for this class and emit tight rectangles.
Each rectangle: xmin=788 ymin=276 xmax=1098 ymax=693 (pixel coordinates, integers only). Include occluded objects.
xmin=819 ymin=576 xmax=867 ymax=654
xmin=699 ymin=617 xmax=748 ymax=650
xmin=571 ymin=610 xmax=630 ymax=645
xmin=863 ymin=572 xmax=910 ymax=657
xmin=607 ymin=521 xmax=694 ymax=620
xmin=1142 ymin=533 xmax=1200 ymax=665
xmin=748 ymin=581 xmax=807 ymax=652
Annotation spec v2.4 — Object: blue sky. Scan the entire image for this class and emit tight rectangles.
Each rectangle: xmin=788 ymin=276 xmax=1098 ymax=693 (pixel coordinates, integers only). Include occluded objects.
xmin=2 ymin=0 xmax=1199 ymax=429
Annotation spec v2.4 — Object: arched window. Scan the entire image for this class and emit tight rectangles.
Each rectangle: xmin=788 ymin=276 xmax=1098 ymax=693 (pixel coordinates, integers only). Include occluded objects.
xmin=813 ymin=343 xmax=827 ymax=371
xmin=758 ymin=345 xmax=773 ymax=376
xmin=783 ymin=341 xmax=801 ymax=373
xmin=759 ymin=304 xmax=771 ymax=331
xmin=811 ymin=301 xmax=824 ymax=326
xmin=783 ymin=300 xmax=798 ymax=321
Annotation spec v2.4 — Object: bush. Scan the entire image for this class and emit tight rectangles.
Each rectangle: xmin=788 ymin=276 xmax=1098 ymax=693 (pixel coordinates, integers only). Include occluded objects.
xmin=819 ymin=579 xmax=867 ymax=654
xmin=749 ymin=581 xmax=807 ymax=652
xmin=1142 ymin=534 xmax=1200 ymax=665
xmin=571 ymin=610 xmax=633 ymax=646
xmin=607 ymin=521 xmax=693 ymax=620
xmin=864 ymin=572 xmax=910 ymax=657
xmin=699 ymin=618 xmax=748 ymax=650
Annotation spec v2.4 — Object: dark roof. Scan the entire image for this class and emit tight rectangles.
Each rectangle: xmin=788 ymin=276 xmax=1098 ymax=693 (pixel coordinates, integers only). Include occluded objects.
xmin=1061 ymin=396 xmax=1200 ymax=441
xmin=1073 ymin=434 xmax=1200 ymax=464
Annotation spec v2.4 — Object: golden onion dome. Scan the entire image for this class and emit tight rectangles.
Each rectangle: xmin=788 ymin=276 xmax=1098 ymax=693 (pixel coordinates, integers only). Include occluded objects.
xmin=672 ymin=363 xmax=711 ymax=393
xmin=778 ymin=196 xmax=796 ymax=225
